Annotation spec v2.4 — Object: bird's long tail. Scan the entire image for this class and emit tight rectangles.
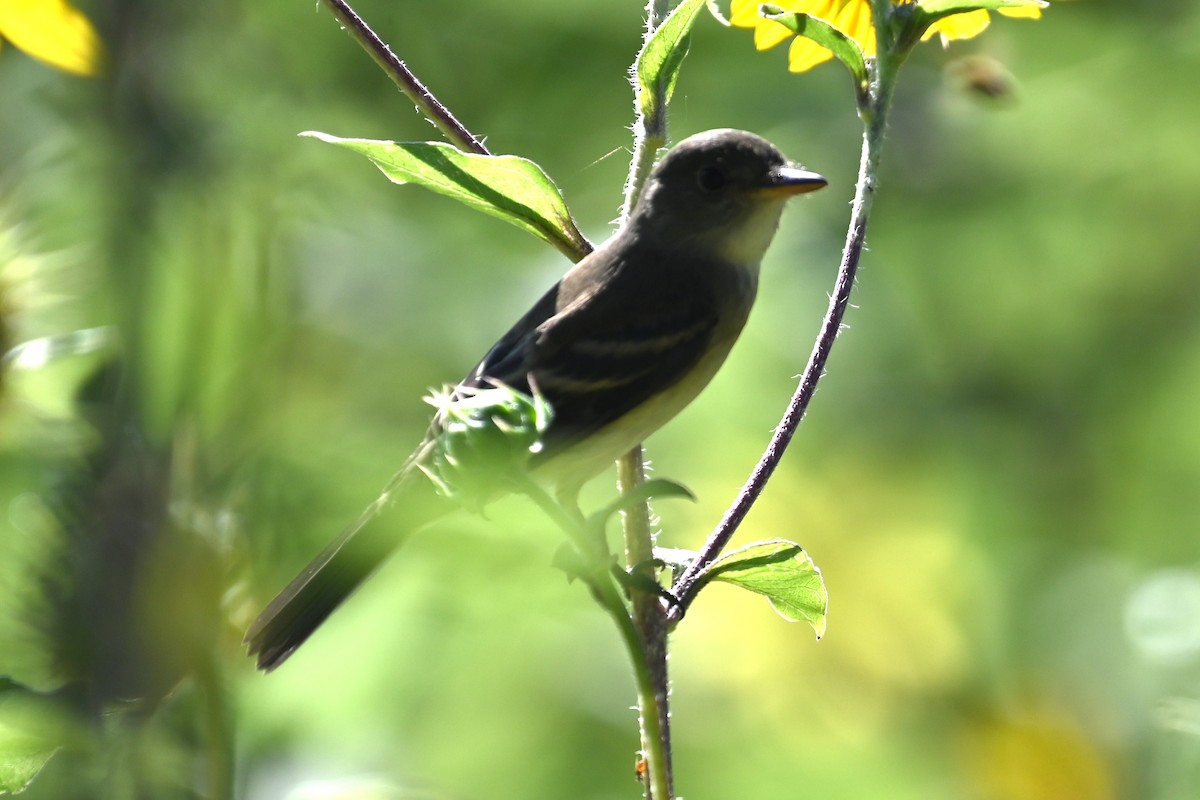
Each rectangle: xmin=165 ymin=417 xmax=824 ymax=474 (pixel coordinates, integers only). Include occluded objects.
xmin=245 ymin=452 xmax=446 ymax=671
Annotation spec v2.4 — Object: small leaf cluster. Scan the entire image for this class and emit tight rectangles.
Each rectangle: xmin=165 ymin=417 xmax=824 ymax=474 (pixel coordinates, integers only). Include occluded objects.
xmin=422 ymin=384 xmax=553 ymax=508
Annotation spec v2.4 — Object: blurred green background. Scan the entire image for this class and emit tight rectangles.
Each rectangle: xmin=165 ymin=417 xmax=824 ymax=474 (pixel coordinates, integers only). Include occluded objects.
xmin=2 ymin=0 xmax=1199 ymax=798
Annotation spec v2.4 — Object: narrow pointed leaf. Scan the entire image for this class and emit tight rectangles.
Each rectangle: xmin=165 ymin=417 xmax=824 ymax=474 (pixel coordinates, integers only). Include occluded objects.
xmin=589 ymin=478 xmax=696 ymax=531
xmin=762 ymin=9 xmax=868 ymax=93
xmin=705 ymin=539 xmax=827 ymax=638
xmin=635 ymin=0 xmax=707 ymax=121
xmin=302 ymin=132 xmax=591 ymax=261
xmin=904 ymin=0 xmax=1045 ymax=47
xmin=917 ymin=0 xmax=1045 ymax=17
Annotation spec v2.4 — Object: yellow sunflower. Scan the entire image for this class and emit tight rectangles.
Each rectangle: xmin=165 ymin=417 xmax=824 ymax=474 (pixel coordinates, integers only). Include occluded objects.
xmin=731 ymin=0 xmax=1041 ymax=72
xmin=0 ymin=0 xmax=102 ymax=76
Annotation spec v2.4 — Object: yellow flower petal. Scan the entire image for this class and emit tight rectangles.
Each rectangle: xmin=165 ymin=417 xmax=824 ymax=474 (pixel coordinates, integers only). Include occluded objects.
xmin=737 ymin=0 xmax=1042 ymax=72
xmin=799 ymin=0 xmax=842 ymax=23
xmin=0 ymin=0 xmax=103 ymax=76
xmin=730 ymin=0 xmax=764 ymax=27
xmin=998 ymin=5 xmax=1043 ymax=18
xmin=923 ymin=9 xmax=991 ymax=45
xmin=738 ymin=0 xmax=844 ymax=52
xmin=754 ymin=19 xmax=796 ymax=50
xmin=788 ymin=35 xmax=834 ymax=72
xmin=835 ymin=0 xmax=877 ymax=57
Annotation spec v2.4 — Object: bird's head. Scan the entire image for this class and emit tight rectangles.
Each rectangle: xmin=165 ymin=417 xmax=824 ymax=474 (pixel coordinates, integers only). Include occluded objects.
xmin=630 ymin=129 xmax=826 ymax=269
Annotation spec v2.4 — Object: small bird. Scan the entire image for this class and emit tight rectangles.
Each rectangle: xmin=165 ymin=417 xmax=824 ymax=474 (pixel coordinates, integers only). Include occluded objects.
xmin=246 ymin=129 xmax=826 ymax=670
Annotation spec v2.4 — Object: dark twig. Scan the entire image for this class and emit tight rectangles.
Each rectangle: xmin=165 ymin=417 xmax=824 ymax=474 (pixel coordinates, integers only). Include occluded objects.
xmin=319 ymin=0 xmax=488 ymax=154
xmin=669 ymin=65 xmax=894 ymax=621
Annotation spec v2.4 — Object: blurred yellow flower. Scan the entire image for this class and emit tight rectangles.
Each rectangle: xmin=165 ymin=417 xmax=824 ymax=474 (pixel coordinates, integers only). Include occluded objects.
xmin=0 ymin=0 xmax=102 ymax=76
xmin=730 ymin=0 xmax=1041 ymax=73
xmin=964 ymin=707 xmax=1117 ymax=800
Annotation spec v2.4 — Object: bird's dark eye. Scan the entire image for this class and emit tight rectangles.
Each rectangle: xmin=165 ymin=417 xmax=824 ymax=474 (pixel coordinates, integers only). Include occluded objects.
xmin=697 ymin=164 xmax=726 ymax=192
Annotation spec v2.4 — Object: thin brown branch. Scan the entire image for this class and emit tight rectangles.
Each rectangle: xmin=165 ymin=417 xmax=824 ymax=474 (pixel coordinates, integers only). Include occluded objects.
xmin=319 ymin=0 xmax=488 ymax=154
xmin=669 ymin=80 xmax=891 ymax=621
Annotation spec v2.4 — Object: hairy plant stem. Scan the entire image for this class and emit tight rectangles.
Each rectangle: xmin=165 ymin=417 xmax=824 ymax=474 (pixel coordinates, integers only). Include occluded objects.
xmin=616 ymin=1 xmax=675 ymax=797
xmin=519 ymin=481 xmax=669 ymax=798
xmin=618 ymin=450 xmax=672 ymax=800
xmin=621 ymin=0 xmax=671 ymax=222
xmin=668 ymin=51 xmax=902 ymax=622
xmin=318 ymin=2 xmax=667 ymax=795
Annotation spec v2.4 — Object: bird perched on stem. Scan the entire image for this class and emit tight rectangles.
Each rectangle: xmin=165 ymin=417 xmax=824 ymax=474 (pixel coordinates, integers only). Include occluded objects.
xmin=246 ymin=128 xmax=826 ymax=671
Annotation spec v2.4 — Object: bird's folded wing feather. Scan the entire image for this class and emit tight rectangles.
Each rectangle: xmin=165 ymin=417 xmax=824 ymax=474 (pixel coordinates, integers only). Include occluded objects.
xmin=461 ymin=268 xmax=719 ymax=455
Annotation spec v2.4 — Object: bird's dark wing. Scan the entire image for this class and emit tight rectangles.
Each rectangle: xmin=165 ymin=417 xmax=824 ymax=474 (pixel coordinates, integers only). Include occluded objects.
xmin=527 ymin=282 xmax=718 ymax=452
xmin=460 ymin=283 xmax=561 ymax=393
xmin=456 ymin=253 xmax=720 ymax=455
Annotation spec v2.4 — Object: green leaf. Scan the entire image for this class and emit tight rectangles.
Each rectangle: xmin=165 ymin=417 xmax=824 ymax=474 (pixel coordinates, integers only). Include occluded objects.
xmin=901 ymin=0 xmax=1045 ymax=49
xmin=0 ymin=728 xmax=57 ymax=795
xmin=3 ymin=327 xmax=113 ymax=371
xmin=653 ymin=546 xmax=699 ymax=582
xmin=302 ymin=132 xmax=591 ymax=261
xmin=916 ymin=0 xmax=1046 ymax=17
xmin=588 ymin=478 xmax=696 ymax=531
xmin=706 ymin=539 xmax=827 ymax=638
xmin=634 ymin=0 xmax=707 ymax=122
xmin=761 ymin=9 xmax=869 ymax=95
xmin=616 ymin=477 xmax=696 ymax=508
xmin=652 ymin=547 xmax=699 ymax=570
xmin=550 ymin=542 xmax=589 ymax=584
xmin=0 ymin=682 xmax=60 ymax=795
xmin=704 ymin=0 xmax=732 ymax=26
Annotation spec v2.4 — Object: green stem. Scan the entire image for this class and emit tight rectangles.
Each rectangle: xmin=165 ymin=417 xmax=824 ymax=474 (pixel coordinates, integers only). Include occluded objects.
xmin=618 ymin=450 xmax=672 ymax=800
xmin=520 ymin=480 xmax=669 ymax=799
xmin=599 ymin=566 xmax=669 ymax=800
xmin=617 ymin=2 xmax=674 ymax=798
xmin=621 ymin=0 xmax=672 ymax=221
xmin=196 ymin=656 xmax=234 ymax=800
xmin=869 ymin=0 xmax=897 ymax=59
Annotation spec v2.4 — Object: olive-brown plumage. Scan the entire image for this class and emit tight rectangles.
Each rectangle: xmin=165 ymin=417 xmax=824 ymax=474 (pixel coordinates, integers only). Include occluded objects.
xmin=246 ymin=129 xmax=826 ymax=670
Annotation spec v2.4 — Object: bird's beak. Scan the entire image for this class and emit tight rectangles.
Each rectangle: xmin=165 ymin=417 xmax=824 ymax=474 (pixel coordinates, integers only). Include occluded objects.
xmin=755 ymin=165 xmax=828 ymax=198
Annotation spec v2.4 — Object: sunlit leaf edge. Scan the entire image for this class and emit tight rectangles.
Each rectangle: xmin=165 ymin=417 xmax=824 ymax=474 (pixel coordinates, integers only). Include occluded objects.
xmin=917 ymin=0 xmax=1046 ymax=18
xmin=300 ymin=132 xmax=590 ymax=259
xmin=589 ymin=478 xmax=696 ymax=531
xmin=0 ymin=731 xmax=58 ymax=794
xmin=0 ymin=680 xmax=61 ymax=795
xmin=761 ymin=9 xmax=868 ymax=91
xmin=705 ymin=539 xmax=828 ymax=638
xmin=635 ymin=0 xmax=708 ymax=120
